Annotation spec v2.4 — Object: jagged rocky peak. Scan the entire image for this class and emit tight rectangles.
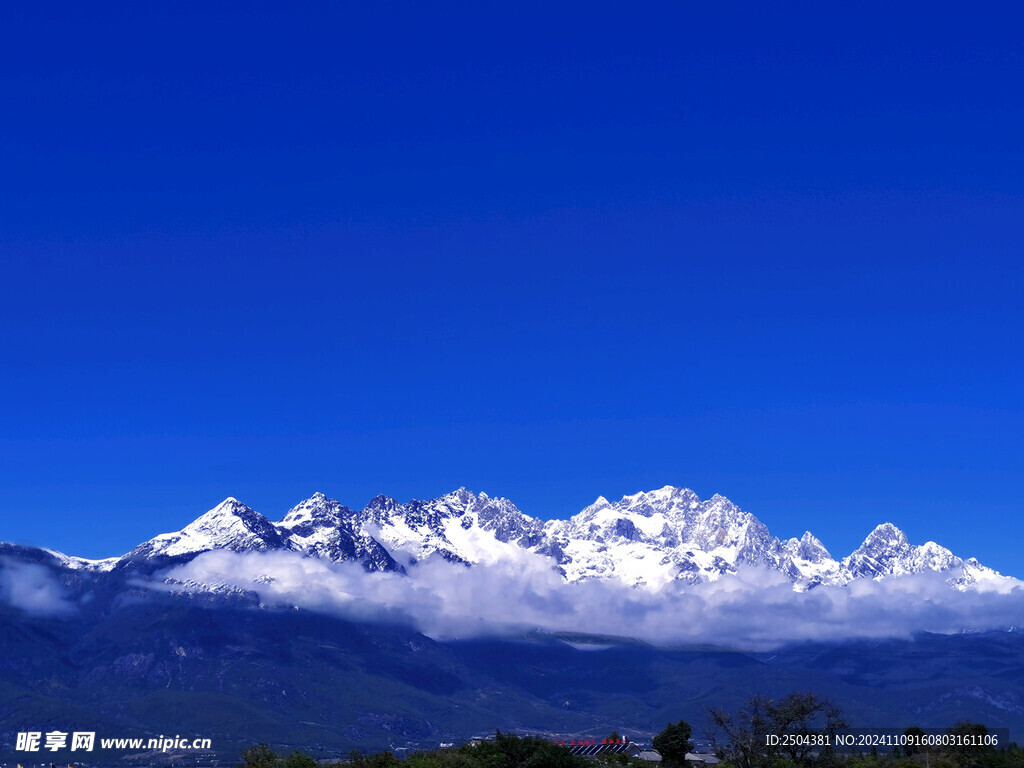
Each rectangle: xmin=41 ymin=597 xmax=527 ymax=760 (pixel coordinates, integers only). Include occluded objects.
xmin=914 ymin=541 xmax=961 ymax=570
xmin=281 ymin=491 xmax=329 ymax=518
xmin=426 ymin=487 xmax=536 ymax=527
xmin=352 ymin=490 xmax=466 ymax=567
xmin=134 ymin=497 xmax=285 ymax=559
xmin=675 ymin=493 xmax=775 ymax=564
xmin=201 ymin=496 xmax=246 ymax=518
xmin=778 ymin=531 xmax=841 ymax=587
xmin=786 ymin=531 xmax=833 ymax=563
xmin=279 ymin=493 xmax=345 ymax=534
xmin=362 ymin=487 xmax=546 ymax=557
xmin=433 ymin=487 xmax=500 ymax=522
xmin=362 ymin=494 xmax=402 ymax=524
xmin=617 ymin=485 xmax=701 ymax=517
xmin=270 ymin=493 xmax=400 ymax=572
xmin=566 ymin=485 xmax=697 ymax=538
xmin=401 ymin=486 xmax=475 ymax=516
xmin=840 ymin=523 xmax=911 ymax=579
xmin=840 ymin=522 xmax=964 ymax=581
xmin=471 ymin=493 xmax=543 ymax=543
xmin=444 ymin=486 xmax=477 ymax=506
xmin=562 ymin=486 xmax=772 ymax=555
xmin=174 ymin=497 xmax=281 ymax=545
xmin=278 ymin=492 xmax=356 ymax=533
xmin=700 ymin=493 xmax=752 ymax=527
xmin=857 ymin=522 xmax=911 ymax=554
xmin=545 ymin=486 xmax=783 ymax=588
xmin=575 ymin=486 xmax=689 ymax=520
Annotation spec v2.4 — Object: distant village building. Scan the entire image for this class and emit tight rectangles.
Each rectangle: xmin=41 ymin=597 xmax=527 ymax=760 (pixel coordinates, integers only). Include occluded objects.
xmin=685 ymin=752 xmax=720 ymax=765
xmin=556 ymin=737 xmax=662 ymax=763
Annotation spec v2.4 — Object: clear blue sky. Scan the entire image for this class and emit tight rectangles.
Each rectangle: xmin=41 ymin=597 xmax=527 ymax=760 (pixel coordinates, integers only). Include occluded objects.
xmin=2 ymin=1 xmax=1022 ymax=573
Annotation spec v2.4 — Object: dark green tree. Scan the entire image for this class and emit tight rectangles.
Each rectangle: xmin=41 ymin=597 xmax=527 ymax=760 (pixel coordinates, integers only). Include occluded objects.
xmin=769 ymin=692 xmax=847 ymax=767
xmin=405 ymin=748 xmax=481 ymax=768
xmin=948 ymin=722 xmax=994 ymax=768
xmin=283 ymin=750 xmax=319 ymax=768
xmin=346 ymin=749 xmax=402 ymax=768
xmin=902 ymin=726 xmax=926 ymax=758
xmin=707 ymin=694 xmax=774 ymax=768
xmin=471 ymin=731 xmax=590 ymax=768
xmin=239 ymin=744 xmax=280 ymax=768
xmin=653 ymin=720 xmax=693 ymax=768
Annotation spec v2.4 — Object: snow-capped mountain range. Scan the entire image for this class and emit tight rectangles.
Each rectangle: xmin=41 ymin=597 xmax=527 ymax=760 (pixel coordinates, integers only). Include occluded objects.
xmin=54 ymin=485 xmax=1015 ymax=592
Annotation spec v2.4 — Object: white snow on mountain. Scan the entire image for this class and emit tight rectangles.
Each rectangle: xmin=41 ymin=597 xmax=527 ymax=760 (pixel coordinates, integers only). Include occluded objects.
xmin=277 ymin=492 xmax=398 ymax=571
xmin=959 ymin=558 xmax=1019 ymax=592
xmin=359 ymin=488 xmax=546 ymax=568
xmin=541 ymin=486 xmax=846 ymax=589
xmin=780 ymin=532 xmax=842 ymax=586
xmin=836 ymin=523 xmax=1016 ymax=591
xmin=130 ymin=497 xmax=286 ymax=559
xmin=840 ymin=523 xmax=957 ymax=581
xmin=42 ymin=549 xmax=120 ymax=572
xmin=98 ymin=485 xmax=1019 ymax=593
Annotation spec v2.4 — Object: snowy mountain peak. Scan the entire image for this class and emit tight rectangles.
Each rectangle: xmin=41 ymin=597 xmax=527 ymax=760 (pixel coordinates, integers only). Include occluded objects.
xmin=278 ymin=493 xmax=353 ymax=530
xmin=800 ymin=530 xmax=830 ymax=556
xmin=839 ymin=522 xmax=966 ymax=581
xmin=785 ymin=531 xmax=833 ymax=563
xmin=132 ymin=497 xmax=284 ymax=559
xmin=274 ymin=493 xmax=398 ymax=571
xmin=859 ymin=522 xmax=910 ymax=552
xmin=621 ymin=485 xmax=678 ymax=504
xmin=913 ymin=541 xmax=961 ymax=571
xmin=622 ymin=485 xmax=698 ymax=509
xmin=352 ymin=489 xmax=547 ymax=567
xmin=434 ymin=487 xmax=479 ymax=513
xmin=361 ymin=495 xmax=409 ymax=531
xmin=177 ymin=498 xmax=279 ymax=543
xmin=574 ymin=487 xmax=702 ymax=530
xmin=442 ymin=487 xmax=475 ymax=504
xmin=546 ymin=487 xmax=776 ymax=589
xmin=99 ymin=485 xmax=1016 ymax=593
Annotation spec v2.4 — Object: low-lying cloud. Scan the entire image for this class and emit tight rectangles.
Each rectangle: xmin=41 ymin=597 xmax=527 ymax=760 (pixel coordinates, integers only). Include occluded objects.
xmin=0 ymin=557 xmax=78 ymax=617
xmin=164 ymin=548 xmax=1024 ymax=650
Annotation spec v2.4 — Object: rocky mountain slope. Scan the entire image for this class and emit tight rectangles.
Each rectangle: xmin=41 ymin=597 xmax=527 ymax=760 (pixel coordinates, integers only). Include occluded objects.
xmin=2 ymin=596 xmax=1024 ymax=762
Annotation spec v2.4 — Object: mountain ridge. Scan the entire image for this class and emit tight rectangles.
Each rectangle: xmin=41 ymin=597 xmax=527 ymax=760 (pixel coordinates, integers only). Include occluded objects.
xmin=25 ymin=485 xmax=1016 ymax=592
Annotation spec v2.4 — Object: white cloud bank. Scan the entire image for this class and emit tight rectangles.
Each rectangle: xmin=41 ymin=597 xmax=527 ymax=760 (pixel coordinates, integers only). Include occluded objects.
xmin=164 ymin=548 xmax=1024 ymax=650
xmin=0 ymin=557 xmax=78 ymax=617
